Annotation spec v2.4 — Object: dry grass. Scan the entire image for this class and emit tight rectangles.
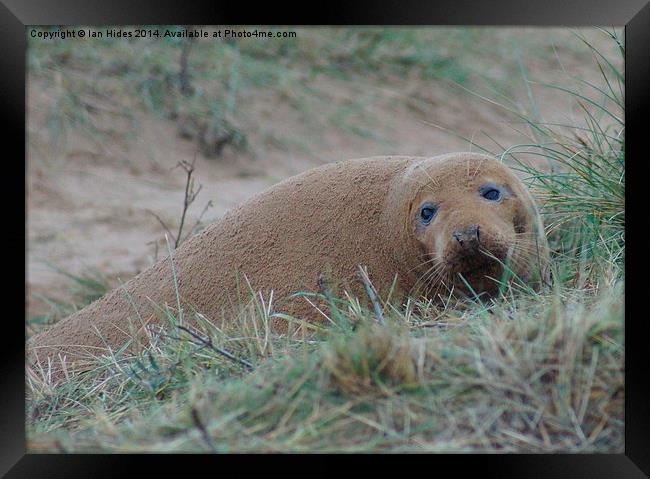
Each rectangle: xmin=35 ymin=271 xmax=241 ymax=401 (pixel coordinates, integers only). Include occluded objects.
xmin=26 ymin=276 xmax=623 ymax=453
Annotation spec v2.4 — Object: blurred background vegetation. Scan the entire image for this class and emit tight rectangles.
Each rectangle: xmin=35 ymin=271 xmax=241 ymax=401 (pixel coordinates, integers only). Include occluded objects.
xmin=28 ymin=26 xmax=619 ymax=164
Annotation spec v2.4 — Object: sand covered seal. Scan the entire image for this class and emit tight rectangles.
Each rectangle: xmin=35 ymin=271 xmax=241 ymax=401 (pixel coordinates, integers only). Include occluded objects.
xmin=29 ymin=153 xmax=549 ymax=378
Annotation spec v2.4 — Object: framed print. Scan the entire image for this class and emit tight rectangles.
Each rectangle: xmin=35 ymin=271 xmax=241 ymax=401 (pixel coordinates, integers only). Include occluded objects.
xmin=2 ymin=0 xmax=647 ymax=476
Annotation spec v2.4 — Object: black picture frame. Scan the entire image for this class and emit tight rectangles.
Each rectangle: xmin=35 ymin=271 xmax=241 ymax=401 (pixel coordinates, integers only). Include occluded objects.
xmin=3 ymin=1 xmax=647 ymax=476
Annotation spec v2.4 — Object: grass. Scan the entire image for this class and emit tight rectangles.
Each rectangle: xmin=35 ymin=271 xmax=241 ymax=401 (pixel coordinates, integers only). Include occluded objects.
xmin=462 ymin=28 xmax=624 ymax=287
xmin=27 ymin=278 xmax=623 ymax=452
xmin=26 ymin=267 xmax=113 ymax=336
xmin=26 ymin=29 xmax=624 ymax=453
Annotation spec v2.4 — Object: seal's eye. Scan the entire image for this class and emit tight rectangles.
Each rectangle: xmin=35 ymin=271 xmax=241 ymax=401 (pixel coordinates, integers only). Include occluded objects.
xmin=419 ymin=204 xmax=437 ymax=225
xmin=481 ymin=187 xmax=502 ymax=201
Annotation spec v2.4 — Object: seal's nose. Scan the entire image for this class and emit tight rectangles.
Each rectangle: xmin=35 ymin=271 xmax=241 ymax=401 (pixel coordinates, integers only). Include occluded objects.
xmin=452 ymin=224 xmax=480 ymax=250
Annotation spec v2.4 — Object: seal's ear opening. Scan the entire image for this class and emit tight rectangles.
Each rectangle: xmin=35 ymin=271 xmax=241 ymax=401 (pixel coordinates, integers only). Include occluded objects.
xmin=407 ymin=199 xmax=414 ymax=218
xmin=404 ymin=194 xmax=420 ymax=235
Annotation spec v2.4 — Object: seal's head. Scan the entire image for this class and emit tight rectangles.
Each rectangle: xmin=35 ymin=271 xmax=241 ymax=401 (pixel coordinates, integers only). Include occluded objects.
xmin=391 ymin=153 xmax=549 ymax=298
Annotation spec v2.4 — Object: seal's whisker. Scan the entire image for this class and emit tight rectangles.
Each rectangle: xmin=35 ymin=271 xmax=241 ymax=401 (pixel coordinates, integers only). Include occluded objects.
xmin=409 ymin=262 xmax=440 ymax=292
xmin=509 ymin=241 xmax=542 ymax=258
xmin=477 ymin=245 xmax=528 ymax=279
xmin=417 ymin=265 xmax=453 ymax=299
xmin=504 ymin=249 xmax=536 ymax=278
xmin=412 ymin=262 xmax=442 ymax=294
xmin=427 ymin=264 xmax=452 ymax=292
xmin=514 ymin=232 xmax=545 ymax=242
xmin=407 ymin=255 xmax=440 ymax=274
xmin=422 ymin=266 xmax=445 ymax=289
xmin=411 ymin=259 xmax=449 ymax=299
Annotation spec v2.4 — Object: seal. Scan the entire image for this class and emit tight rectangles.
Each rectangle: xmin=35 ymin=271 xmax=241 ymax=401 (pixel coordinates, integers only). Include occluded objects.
xmin=29 ymin=153 xmax=549 ymax=380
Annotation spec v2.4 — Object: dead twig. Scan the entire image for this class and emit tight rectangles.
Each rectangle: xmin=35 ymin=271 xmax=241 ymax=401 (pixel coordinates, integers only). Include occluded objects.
xmin=357 ymin=265 xmax=385 ymax=325
xmin=173 ymin=154 xmax=202 ymax=248
xmin=145 ymin=210 xmax=175 ymax=241
xmin=177 ymin=325 xmax=254 ymax=371
xmin=187 ymin=199 xmax=214 ymax=237
xmin=146 ymin=152 xmax=211 ymax=252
